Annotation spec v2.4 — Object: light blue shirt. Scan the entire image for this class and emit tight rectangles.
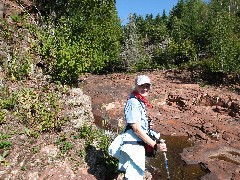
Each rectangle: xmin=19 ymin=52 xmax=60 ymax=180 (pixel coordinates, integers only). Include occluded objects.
xmin=124 ymin=93 xmax=149 ymax=131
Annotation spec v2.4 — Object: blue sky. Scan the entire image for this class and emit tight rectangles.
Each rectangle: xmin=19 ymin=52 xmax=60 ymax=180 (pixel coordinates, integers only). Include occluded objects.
xmin=116 ymin=0 xmax=179 ymax=25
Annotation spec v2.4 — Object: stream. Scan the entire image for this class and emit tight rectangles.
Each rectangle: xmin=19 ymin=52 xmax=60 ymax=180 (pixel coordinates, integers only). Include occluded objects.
xmin=146 ymin=135 xmax=207 ymax=180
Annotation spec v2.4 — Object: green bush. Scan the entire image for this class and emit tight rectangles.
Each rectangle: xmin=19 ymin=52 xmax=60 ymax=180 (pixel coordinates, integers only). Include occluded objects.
xmin=0 ymin=86 xmax=18 ymax=110
xmin=0 ymin=141 xmax=12 ymax=150
xmin=10 ymin=13 xmax=22 ymax=23
xmin=55 ymin=136 xmax=73 ymax=154
xmin=78 ymin=125 xmax=118 ymax=177
xmin=16 ymin=87 xmax=68 ymax=134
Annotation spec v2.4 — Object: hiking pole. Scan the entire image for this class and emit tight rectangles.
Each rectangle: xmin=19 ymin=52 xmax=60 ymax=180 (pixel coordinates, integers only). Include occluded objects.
xmin=160 ymin=139 xmax=171 ymax=179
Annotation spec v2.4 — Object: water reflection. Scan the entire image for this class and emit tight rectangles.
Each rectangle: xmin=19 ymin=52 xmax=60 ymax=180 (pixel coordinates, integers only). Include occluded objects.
xmin=146 ymin=135 xmax=208 ymax=180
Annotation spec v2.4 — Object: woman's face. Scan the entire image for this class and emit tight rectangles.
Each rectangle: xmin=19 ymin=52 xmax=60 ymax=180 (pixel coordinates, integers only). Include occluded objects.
xmin=136 ymin=83 xmax=151 ymax=97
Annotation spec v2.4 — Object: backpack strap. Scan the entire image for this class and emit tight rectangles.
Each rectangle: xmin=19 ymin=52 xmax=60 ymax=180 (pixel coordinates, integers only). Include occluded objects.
xmin=132 ymin=97 xmax=145 ymax=110
xmin=123 ymin=124 xmax=132 ymax=133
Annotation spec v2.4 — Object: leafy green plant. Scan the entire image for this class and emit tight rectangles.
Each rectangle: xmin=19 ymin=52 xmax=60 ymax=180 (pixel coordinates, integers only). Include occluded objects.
xmin=78 ymin=124 xmax=118 ymax=177
xmin=0 ymin=150 xmax=10 ymax=166
xmin=32 ymin=0 xmax=121 ymax=83
xmin=0 ymin=19 xmax=13 ymax=40
xmin=0 ymin=86 xmax=18 ymax=111
xmin=134 ymin=57 xmax=152 ymax=71
xmin=0 ymin=110 xmax=6 ymax=124
xmin=0 ymin=141 xmax=12 ymax=150
xmin=10 ymin=13 xmax=22 ymax=23
xmin=0 ymin=18 xmax=33 ymax=81
xmin=16 ymin=87 xmax=68 ymax=134
xmin=97 ymin=131 xmax=118 ymax=178
xmin=0 ymin=133 xmax=10 ymax=140
xmin=32 ymin=147 xmax=39 ymax=154
xmin=208 ymin=11 xmax=240 ymax=73
xmin=7 ymin=53 xmax=32 ymax=81
xmin=77 ymin=149 xmax=87 ymax=158
xmin=78 ymin=125 xmax=99 ymax=147
xmin=55 ymin=135 xmax=73 ymax=154
xmin=21 ymin=165 xmax=27 ymax=171
xmin=60 ymin=141 xmax=73 ymax=154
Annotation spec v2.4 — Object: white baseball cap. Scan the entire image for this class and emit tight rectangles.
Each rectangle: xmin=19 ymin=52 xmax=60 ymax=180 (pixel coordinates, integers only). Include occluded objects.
xmin=135 ymin=75 xmax=151 ymax=86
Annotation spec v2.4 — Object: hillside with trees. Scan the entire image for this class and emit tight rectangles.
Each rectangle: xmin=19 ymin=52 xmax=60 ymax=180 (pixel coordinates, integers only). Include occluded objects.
xmin=1 ymin=0 xmax=239 ymax=84
xmin=0 ymin=0 xmax=239 ymax=179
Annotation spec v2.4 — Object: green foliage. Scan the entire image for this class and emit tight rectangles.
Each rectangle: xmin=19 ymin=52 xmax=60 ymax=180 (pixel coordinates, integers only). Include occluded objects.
xmin=51 ymin=124 xmax=118 ymax=177
xmin=37 ymin=18 xmax=88 ymax=83
xmin=154 ymin=38 xmax=196 ymax=67
xmin=10 ymin=13 xmax=22 ymax=23
xmin=78 ymin=124 xmax=118 ymax=176
xmin=0 ymin=86 xmax=18 ymax=124
xmin=207 ymin=9 xmax=240 ymax=73
xmin=0 ymin=150 xmax=10 ymax=166
xmin=0 ymin=17 xmax=33 ymax=81
xmin=0 ymin=139 xmax=12 ymax=168
xmin=21 ymin=165 xmax=27 ymax=171
xmin=0 ymin=136 xmax=11 ymax=165
xmin=77 ymin=149 xmax=87 ymax=158
xmin=0 ymin=141 xmax=12 ymax=150
xmin=161 ymin=0 xmax=240 ymax=74
xmin=56 ymin=136 xmax=73 ymax=154
xmin=78 ymin=125 xmax=98 ymax=147
xmin=134 ymin=56 xmax=153 ymax=71
xmin=1 ymin=0 xmax=240 ymax=82
xmin=32 ymin=147 xmax=39 ymax=154
xmin=0 ymin=133 xmax=10 ymax=140
xmin=0 ymin=19 xmax=13 ymax=40
xmin=169 ymin=0 xmax=208 ymax=52
xmin=7 ymin=53 xmax=32 ymax=81
xmin=136 ymin=13 xmax=169 ymax=44
xmin=0 ymin=110 xmax=6 ymax=124
xmin=120 ymin=14 xmax=151 ymax=71
xmin=35 ymin=0 xmax=121 ymax=83
xmin=15 ymin=86 xmax=68 ymax=134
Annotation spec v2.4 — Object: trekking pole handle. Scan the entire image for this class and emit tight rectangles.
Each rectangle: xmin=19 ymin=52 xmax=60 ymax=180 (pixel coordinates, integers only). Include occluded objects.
xmin=159 ymin=139 xmax=167 ymax=152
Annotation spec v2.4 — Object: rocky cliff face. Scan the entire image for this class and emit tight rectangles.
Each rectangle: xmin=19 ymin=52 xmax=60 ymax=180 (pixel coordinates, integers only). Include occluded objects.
xmin=0 ymin=78 xmax=103 ymax=179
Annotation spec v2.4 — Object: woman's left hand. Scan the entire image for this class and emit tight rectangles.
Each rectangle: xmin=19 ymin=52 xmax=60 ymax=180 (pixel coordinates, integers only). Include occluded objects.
xmin=157 ymin=143 xmax=167 ymax=152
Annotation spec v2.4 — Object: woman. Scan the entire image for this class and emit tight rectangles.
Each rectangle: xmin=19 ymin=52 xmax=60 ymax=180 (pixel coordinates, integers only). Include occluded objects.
xmin=118 ymin=75 xmax=167 ymax=180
